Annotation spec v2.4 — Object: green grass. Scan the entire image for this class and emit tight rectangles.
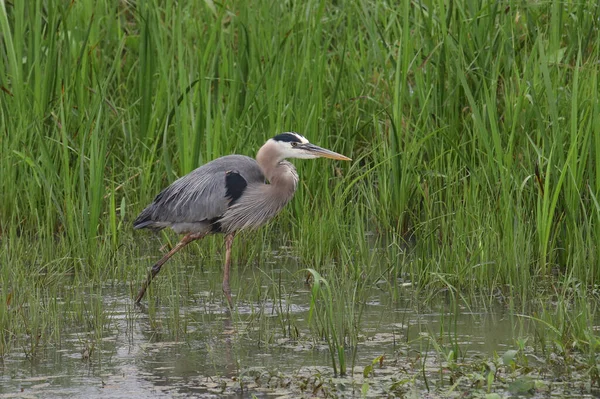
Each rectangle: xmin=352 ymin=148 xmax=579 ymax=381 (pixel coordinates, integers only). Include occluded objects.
xmin=1 ymin=0 xmax=600 ymax=384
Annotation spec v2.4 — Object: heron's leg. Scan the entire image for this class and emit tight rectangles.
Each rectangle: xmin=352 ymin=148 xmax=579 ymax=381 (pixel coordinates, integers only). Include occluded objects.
xmin=222 ymin=233 xmax=235 ymax=308
xmin=135 ymin=232 xmax=206 ymax=304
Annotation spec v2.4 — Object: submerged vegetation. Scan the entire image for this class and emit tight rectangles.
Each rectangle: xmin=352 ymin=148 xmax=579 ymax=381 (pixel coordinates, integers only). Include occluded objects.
xmin=1 ymin=0 xmax=600 ymax=396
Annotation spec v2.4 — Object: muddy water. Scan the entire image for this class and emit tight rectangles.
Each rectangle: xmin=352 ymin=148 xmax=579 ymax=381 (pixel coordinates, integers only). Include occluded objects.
xmin=0 ymin=257 xmax=584 ymax=398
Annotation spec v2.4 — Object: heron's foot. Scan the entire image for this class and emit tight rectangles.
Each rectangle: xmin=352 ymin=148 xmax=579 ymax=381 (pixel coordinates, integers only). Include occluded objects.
xmin=222 ymin=281 xmax=233 ymax=309
xmin=305 ymin=272 xmax=312 ymax=285
xmin=134 ymin=300 xmax=147 ymax=311
xmin=151 ymin=263 xmax=162 ymax=275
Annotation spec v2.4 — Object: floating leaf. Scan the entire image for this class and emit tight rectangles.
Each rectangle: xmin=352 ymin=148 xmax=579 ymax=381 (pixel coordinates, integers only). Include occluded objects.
xmin=508 ymin=377 xmax=535 ymax=394
xmin=502 ymin=349 xmax=519 ymax=366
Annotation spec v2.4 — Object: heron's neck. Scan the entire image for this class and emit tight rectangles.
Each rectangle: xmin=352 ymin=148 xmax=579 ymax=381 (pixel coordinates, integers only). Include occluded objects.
xmin=256 ymin=143 xmax=298 ymax=198
xmin=256 ymin=141 xmax=281 ymax=181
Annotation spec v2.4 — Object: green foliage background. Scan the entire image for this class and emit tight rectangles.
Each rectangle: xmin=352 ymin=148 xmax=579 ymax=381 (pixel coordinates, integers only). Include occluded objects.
xmin=1 ymin=0 xmax=599 ymax=306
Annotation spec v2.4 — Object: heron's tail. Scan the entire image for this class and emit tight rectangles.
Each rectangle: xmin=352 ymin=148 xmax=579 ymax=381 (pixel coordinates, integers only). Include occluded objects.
xmin=133 ymin=206 xmax=165 ymax=230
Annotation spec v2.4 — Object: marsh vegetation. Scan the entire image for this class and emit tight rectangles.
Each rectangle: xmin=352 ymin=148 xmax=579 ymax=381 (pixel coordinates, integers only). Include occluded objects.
xmin=1 ymin=0 xmax=600 ymax=397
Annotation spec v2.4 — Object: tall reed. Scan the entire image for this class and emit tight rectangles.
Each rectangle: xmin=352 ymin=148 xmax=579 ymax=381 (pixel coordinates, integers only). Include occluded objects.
xmin=1 ymin=0 xmax=599 ymax=363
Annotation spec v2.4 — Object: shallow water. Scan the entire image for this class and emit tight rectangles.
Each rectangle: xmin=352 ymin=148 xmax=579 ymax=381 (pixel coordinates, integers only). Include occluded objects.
xmin=0 ymin=254 xmax=596 ymax=398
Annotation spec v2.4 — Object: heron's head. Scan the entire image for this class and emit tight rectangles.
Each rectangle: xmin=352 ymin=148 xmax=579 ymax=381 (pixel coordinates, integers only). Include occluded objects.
xmin=269 ymin=132 xmax=351 ymax=161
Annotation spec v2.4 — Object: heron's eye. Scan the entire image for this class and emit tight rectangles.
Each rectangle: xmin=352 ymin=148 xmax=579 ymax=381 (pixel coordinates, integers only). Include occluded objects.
xmin=291 ymin=142 xmax=298 ymax=147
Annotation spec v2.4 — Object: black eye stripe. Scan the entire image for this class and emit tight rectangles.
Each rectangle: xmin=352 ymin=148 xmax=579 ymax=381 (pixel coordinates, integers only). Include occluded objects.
xmin=273 ymin=133 xmax=302 ymax=143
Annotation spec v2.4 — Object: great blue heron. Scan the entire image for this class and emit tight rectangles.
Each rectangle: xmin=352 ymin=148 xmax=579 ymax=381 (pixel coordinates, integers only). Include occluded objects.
xmin=134 ymin=132 xmax=351 ymax=305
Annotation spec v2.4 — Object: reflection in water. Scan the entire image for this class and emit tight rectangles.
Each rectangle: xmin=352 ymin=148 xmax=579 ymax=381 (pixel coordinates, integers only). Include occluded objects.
xmin=0 ymin=258 xmax=538 ymax=398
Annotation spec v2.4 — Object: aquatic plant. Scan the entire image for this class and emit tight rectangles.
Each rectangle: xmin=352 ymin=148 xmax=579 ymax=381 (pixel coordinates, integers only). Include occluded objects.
xmin=1 ymin=0 xmax=600 ymax=392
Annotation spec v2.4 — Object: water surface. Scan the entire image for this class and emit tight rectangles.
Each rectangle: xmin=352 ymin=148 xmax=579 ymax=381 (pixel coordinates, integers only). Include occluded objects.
xmin=0 ymin=254 xmax=594 ymax=398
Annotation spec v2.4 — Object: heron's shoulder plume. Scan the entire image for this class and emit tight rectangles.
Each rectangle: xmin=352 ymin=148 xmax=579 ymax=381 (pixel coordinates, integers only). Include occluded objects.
xmin=272 ymin=132 xmax=308 ymax=144
xmin=224 ymin=170 xmax=248 ymax=205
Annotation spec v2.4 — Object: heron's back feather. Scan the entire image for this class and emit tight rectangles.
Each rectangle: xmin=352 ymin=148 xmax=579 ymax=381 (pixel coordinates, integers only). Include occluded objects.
xmin=133 ymin=155 xmax=264 ymax=233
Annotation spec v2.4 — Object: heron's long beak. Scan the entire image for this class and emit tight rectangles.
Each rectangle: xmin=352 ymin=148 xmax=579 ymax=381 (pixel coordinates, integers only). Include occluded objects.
xmin=303 ymin=143 xmax=352 ymax=161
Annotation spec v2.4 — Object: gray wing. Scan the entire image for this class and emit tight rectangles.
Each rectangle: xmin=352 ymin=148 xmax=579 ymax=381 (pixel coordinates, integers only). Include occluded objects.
xmin=133 ymin=155 xmax=265 ymax=232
